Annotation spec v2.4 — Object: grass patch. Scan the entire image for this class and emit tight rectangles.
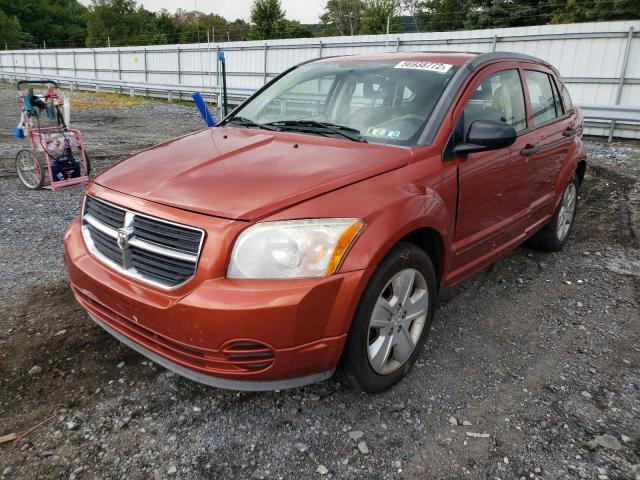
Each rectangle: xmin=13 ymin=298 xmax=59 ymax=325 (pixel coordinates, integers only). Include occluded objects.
xmin=71 ymin=91 xmax=156 ymax=110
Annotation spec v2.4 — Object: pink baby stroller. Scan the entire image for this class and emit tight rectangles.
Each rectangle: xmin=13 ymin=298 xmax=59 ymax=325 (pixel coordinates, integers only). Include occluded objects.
xmin=15 ymin=80 xmax=90 ymax=191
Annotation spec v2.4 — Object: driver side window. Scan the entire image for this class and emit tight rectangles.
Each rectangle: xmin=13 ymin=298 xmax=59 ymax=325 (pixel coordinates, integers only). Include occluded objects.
xmin=462 ymin=69 xmax=527 ymax=139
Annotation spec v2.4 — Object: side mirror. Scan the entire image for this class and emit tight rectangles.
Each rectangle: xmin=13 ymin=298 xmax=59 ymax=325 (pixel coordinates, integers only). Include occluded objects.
xmin=454 ymin=120 xmax=517 ymax=155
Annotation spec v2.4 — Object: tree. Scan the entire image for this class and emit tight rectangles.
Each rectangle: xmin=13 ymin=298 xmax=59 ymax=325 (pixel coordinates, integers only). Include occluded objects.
xmin=248 ymin=0 xmax=286 ymax=40
xmin=0 ymin=11 xmax=21 ymax=49
xmin=226 ymin=19 xmax=251 ymax=42
xmin=0 ymin=0 xmax=88 ymax=48
xmin=360 ymin=0 xmax=403 ymax=34
xmin=170 ymin=9 xmax=249 ymax=42
xmin=420 ymin=0 xmax=468 ymax=31
xmin=171 ymin=9 xmax=201 ymax=27
xmin=86 ymin=0 xmax=175 ymax=46
xmin=464 ymin=0 xmax=550 ymax=29
xmin=154 ymin=10 xmax=178 ymax=44
xmin=277 ymin=19 xmax=315 ymax=38
xmin=320 ymin=0 xmax=365 ymax=36
xmin=5 ymin=0 xmax=638 ymax=49
xmin=401 ymin=0 xmax=423 ymax=31
xmin=86 ymin=0 xmax=138 ymax=46
xmin=549 ymin=0 xmax=640 ymax=23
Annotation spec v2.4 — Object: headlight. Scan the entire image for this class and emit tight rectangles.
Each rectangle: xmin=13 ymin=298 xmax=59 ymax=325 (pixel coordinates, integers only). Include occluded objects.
xmin=227 ymin=219 xmax=364 ymax=279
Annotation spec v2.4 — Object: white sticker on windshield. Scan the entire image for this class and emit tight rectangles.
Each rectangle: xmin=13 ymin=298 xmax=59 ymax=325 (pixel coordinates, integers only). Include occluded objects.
xmin=394 ymin=61 xmax=453 ymax=74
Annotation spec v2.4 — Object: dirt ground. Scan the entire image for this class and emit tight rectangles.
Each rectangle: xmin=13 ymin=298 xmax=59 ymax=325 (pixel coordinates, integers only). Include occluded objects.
xmin=0 ymin=86 xmax=638 ymax=480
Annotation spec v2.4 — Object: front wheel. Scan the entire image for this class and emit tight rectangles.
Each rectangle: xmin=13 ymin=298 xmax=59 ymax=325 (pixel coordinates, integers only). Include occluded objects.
xmin=337 ymin=242 xmax=437 ymax=393
xmin=16 ymin=150 xmax=45 ymax=190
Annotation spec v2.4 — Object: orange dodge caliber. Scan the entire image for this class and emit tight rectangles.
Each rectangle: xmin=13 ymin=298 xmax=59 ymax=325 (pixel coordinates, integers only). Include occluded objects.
xmin=65 ymin=52 xmax=586 ymax=393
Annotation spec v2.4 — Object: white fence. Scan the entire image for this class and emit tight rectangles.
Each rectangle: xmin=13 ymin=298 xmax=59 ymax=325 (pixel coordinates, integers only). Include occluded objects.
xmin=1 ymin=20 xmax=639 ymax=139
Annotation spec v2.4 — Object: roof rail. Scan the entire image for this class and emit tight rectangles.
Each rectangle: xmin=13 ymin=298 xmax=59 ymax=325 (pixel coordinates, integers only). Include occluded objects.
xmin=416 ymin=50 xmax=485 ymax=55
xmin=467 ymin=52 xmax=561 ymax=77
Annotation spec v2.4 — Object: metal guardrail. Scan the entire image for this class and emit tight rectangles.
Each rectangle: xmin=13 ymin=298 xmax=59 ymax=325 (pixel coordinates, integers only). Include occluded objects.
xmin=578 ymin=104 xmax=640 ymax=142
xmin=578 ymin=104 xmax=640 ymax=122
xmin=0 ymin=71 xmax=253 ymax=104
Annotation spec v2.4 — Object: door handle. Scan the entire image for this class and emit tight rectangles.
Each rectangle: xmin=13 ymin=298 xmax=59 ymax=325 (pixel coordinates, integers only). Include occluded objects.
xmin=520 ymin=143 xmax=540 ymax=156
xmin=562 ymin=127 xmax=577 ymax=137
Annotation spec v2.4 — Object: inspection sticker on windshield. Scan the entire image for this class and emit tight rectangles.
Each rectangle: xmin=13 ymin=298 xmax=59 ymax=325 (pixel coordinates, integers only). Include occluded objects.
xmin=394 ymin=61 xmax=453 ymax=74
xmin=367 ymin=127 xmax=402 ymax=138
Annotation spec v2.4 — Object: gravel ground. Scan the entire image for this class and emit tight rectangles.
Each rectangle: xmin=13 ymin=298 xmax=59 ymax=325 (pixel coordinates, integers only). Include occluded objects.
xmin=0 ymin=86 xmax=639 ymax=480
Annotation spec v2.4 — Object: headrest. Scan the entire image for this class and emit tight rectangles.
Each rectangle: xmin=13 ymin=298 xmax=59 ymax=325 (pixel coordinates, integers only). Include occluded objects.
xmin=363 ymin=83 xmax=385 ymax=99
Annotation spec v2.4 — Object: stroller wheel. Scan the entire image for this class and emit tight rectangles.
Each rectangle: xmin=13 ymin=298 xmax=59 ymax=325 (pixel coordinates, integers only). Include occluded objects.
xmin=16 ymin=150 xmax=45 ymax=190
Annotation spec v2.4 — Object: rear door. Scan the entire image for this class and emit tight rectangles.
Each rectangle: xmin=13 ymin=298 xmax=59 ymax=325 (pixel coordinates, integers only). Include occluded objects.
xmin=449 ymin=63 xmax=540 ymax=280
xmin=521 ymin=67 xmax=575 ymax=228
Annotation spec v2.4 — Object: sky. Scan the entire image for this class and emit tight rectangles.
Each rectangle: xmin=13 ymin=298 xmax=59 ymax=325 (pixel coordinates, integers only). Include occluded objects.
xmin=78 ymin=0 xmax=326 ymax=24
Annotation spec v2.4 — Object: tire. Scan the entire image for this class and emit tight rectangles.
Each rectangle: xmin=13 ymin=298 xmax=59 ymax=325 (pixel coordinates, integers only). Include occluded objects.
xmin=337 ymin=242 xmax=437 ymax=393
xmin=16 ymin=149 xmax=45 ymax=190
xmin=528 ymin=174 xmax=580 ymax=252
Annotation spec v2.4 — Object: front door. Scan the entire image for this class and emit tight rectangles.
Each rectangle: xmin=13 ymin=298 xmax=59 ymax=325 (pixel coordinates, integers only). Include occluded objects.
xmin=448 ymin=64 xmax=536 ymax=282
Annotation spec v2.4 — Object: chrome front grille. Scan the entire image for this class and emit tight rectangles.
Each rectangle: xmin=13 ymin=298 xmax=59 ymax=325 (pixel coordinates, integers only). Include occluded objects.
xmin=81 ymin=196 xmax=204 ymax=289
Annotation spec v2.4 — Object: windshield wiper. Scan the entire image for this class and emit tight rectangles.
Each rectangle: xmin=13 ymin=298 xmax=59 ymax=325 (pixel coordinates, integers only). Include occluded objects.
xmin=224 ymin=116 xmax=280 ymax=131
xmin=266 ymin=120 xmax=368 ymax=143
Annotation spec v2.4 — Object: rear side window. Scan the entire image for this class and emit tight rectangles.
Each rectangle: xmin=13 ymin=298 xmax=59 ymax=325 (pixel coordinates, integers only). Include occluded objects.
xmin=524 ymin=70 xmax=563 ymax=125
xmin=462 ymin=69 xmax=527 ymax=136
xmin=561 ymin=84 xmax=573 ymax=111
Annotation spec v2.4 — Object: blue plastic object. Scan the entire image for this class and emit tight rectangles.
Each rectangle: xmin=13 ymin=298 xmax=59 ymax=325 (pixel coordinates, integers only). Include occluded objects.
xmin=14 ymin=127 xmax=24 ymax=138
xmin=218 ymin=51 xmax=225 ymax=61
xmin=192 ymin=92 xmax=216 ymax=127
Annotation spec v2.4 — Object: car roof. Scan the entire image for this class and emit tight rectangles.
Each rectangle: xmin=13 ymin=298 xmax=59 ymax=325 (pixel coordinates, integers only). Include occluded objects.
xmin=313 ymin=52 xmax=480 ymax=67
xmin=312 ymin=51 xmax=558 ymax=76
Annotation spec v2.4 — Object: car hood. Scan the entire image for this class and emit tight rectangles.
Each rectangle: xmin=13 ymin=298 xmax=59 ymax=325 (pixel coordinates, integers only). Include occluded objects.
xmin=94 ymin=127 xmax=411 ymax=220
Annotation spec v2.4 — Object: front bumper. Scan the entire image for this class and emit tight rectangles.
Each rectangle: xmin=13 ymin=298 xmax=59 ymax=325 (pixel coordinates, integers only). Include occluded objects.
xmin=64 ymin=213 xmax=373 ymax=391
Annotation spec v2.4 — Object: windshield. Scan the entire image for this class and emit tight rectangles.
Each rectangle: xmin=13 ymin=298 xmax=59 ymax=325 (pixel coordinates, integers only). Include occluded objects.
xmin=225 ymin=60 xmax=459 ymax=146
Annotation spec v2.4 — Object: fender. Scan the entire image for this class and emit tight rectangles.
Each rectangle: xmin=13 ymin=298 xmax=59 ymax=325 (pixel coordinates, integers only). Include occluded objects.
xmin=552 ymin=135 xmax=587 ymax=208
xmin=338 ymin=182 xmax=452 ymax=277
xmin=263 ymin=150 xmax=457 ymax=280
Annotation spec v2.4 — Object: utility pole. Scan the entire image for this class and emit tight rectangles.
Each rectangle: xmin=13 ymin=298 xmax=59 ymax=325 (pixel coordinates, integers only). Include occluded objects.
xmin=386 ymin=16 xmax=390 ymax=46
xmin=227 ymin=31 xmax=230 ymax=42
xmin=43 ymin=40 xmax=47 ymax=49
xmin=108 ymin=36 xmax=111 ymax=48
xmin=207 ymin=28 xmax=212 ymax=95
xmin=195 ymin=0 xmax=200 ymax=43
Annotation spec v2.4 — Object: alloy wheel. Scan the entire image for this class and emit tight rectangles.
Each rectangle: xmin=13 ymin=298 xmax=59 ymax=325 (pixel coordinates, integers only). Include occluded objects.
xmin=557 ymin=182 xmax=577 ymax=241
xmin=367 ymin=268 xmax=429 ymax=375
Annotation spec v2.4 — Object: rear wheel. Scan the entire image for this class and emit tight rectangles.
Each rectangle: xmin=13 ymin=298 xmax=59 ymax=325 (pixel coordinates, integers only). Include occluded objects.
xmin=16 ymin=150 xmax=45 ymax=190
xmin=528 ymin=174 xmax=579 ymax=251
xmin=337 ymin=242 xmax=437 ymax=393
